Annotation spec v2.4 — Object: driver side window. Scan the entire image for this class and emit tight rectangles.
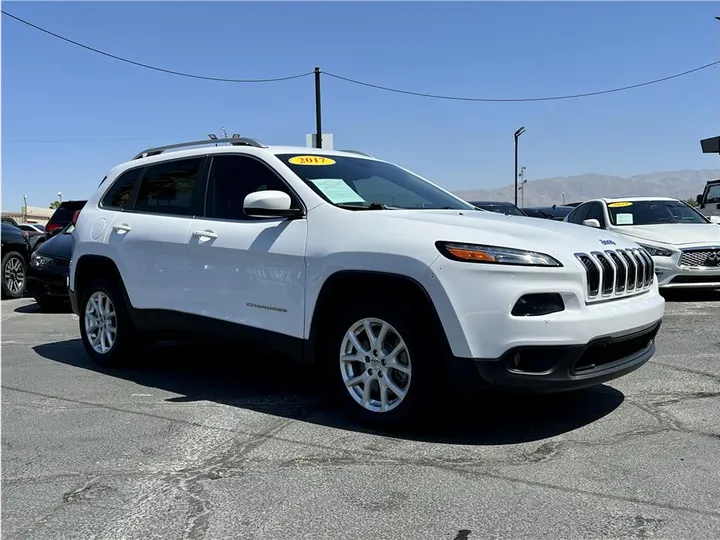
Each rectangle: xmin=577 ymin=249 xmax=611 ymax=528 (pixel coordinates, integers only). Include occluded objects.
xmin=205 ymin=155 xmax=298 ymax=221
xmin=586 ymin=202 xmax=606 ymax=228
xmin=568 ymin=203 xmax=591 ymax=224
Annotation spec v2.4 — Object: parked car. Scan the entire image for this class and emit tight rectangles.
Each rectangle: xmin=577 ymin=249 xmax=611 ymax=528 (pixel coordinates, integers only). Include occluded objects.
xmin=523 ymin=205 xmax=575 ymax=221
xmin=27 ymin=222 xmax=75 ymax=310
xmin=69 ymin=137 xmax=665 ymax=428
xmin=2 ymin=217 xmax=20 ymax=227
xmin=565 ymin=197 xmax=720 ymax=289
xmin=16 ymin=223 xmax=46 ymax=251
xmin=1 ymin=223 xmax=31 ymax=299
xmin=468 ymin=200 xmax=527 ymax=216
xmin=45 ymin=200 xmax=86 ymax=237
xmin=696 ymin=178 xmax=720 ymax=222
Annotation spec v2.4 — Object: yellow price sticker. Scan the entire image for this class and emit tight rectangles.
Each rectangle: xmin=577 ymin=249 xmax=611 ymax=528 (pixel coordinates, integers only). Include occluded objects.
xmin=288 ymin=155 xmax=336 ymax=166
xmin=608 ymin=201 xmax=633 ymax=208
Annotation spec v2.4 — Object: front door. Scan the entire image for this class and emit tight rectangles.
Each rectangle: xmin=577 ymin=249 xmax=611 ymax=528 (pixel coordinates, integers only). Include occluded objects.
xmin=185 ymin=154 xmax=307 ymax=340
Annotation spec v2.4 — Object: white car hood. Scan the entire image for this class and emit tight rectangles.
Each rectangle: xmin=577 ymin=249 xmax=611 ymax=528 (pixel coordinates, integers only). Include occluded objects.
xmin=374 ymin=209 xmax=638 ymax=253
xmin=612 ymin=224 xmax=720 ymax=247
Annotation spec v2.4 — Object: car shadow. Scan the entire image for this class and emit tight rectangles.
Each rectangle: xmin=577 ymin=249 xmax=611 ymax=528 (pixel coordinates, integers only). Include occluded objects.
xmin=14 ymin=302 xmax=71 ymax=314
xmin=32 ymin=338 xmax=625 ymax=446
xmin=661 ymin=289 xmax=720 ymax=303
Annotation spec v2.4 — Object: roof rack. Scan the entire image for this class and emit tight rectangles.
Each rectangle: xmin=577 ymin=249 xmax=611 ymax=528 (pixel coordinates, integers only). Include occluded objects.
xmin=338 ymin=149 xmax=375 ymax=158
xmin=132 ymin=137 xmax=266 ymax=160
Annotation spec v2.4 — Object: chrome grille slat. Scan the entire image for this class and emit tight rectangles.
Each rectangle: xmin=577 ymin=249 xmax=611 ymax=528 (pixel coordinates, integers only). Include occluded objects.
xmin=576 ymin=247 xmax=654 ymax=301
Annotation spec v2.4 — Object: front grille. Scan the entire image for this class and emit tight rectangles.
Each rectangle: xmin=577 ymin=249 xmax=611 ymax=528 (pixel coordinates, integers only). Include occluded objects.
xmin=575 ymin=248 xmax=655 ymax=301
xmin=679 ymin=247 xmax=720 ymax=268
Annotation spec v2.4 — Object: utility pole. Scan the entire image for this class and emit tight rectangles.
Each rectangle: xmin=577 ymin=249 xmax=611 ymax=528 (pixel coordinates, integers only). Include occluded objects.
xmin=314 ymin=66 xmax=323 ymax=149
xmin=221 ymin=126 xmax=228 ymax=139
xmin=22 ymin=194 xmax=28 ymax=222
xmin=518 ymin=166 xmax=528 ymax=207
xmin=514 ymin=127 xmax=526 ymax=206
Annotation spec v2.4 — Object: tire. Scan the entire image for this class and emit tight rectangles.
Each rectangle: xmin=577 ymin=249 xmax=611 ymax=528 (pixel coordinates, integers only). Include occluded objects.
xmin=322 ymin=298 xmax=442 ymax=429
xmin=78 ymin=277 xmax=137 ymax=367
xmin=2 ymin=252 xmax=27 ymax=299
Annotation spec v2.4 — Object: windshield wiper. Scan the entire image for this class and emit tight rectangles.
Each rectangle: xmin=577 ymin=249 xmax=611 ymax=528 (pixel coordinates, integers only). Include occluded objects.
xmin=335 ymin=202 xmax=392 ymax=210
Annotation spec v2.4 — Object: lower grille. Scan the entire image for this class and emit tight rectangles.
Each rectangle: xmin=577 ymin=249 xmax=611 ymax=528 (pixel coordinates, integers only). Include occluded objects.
xmin=679 ymin=248 xmax=720 ymax=267
xmin=575 ymin=248 xmax=655 ymax=300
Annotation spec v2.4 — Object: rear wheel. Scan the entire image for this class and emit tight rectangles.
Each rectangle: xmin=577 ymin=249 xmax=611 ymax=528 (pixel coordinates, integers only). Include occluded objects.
xmin=2 ymin=252 xmax=27 ymax=299
xmin=323 ymin=299 xmax=441 ymax=428
xmin=79 ymin=278 xmax=137 ymax=367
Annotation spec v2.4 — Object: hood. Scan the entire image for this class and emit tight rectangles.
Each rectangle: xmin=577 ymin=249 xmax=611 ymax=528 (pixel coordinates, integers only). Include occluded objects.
xmin=613 ymin=224 xmax=720 ymax=247
xmin=371 ymin=209 xmax=639 ymax=254
xmin=36 ymin=231 xmax=74 ymax=260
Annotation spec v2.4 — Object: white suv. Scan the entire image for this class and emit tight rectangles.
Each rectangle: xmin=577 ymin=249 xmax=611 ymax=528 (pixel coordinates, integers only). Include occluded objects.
xmin=69 ymin=137 xmax=665 ymax=427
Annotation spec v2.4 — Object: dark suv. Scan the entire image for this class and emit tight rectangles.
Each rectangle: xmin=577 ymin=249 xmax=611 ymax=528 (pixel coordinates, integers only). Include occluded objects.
xmin=46 ymin=200 xmax=87 ymax=237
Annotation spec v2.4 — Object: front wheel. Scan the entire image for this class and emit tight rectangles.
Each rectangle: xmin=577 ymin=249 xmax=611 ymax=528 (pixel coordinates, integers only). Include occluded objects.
xmin=2 ymin=252 xmax=27 ymax=299
xmin=324 ymin=300 xmax=441 ymax=428
xmin=79 ymin=278 xmax=136 ymax=367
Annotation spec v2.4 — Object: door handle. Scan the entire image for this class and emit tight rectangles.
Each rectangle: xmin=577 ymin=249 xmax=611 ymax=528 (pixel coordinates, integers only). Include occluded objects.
xmin=192 ymin=230 xmax=218 ymax=239
xmin=113 ymin=223 xmax=132 ymax=233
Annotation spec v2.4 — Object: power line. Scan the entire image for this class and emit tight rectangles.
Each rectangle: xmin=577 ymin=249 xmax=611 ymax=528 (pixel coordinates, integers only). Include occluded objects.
xmin=3 ymin=9 xmax=718 ymax=102
xmin=1 ymin=10 xmax=312 ymax=83
xmin=3 ymin=136 xmax=176 ymax=144
xmin=324 ymin=61 xmax=720 ymax=102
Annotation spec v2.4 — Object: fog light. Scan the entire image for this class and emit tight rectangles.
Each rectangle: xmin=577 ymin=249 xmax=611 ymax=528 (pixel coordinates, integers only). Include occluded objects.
xmin=511 ymin=293 xmax=565 ymax=316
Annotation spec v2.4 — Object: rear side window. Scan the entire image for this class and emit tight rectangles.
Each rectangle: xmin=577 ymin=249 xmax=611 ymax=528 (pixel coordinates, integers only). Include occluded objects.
xmin=49 ymin=201 xmax=87 ymax=223
xmin=101 ymin=168 xmax=143 ymax=210
xmin=134 ymin=158 xmax=203 ymax=216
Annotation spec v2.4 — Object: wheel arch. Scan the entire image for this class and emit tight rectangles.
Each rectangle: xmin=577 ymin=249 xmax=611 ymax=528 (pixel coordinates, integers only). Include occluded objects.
xmin=73 ymin=254 xmax=133 ymax=312
xmin=304 ymin=269 xmax=453 ymax=365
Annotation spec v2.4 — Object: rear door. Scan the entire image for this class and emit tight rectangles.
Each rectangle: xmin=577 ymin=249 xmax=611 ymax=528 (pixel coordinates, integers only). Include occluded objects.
xmin=106 ymin=157 xmax=206 ymax=312
xmin=185 ymin=153 xmax=307 ymax=339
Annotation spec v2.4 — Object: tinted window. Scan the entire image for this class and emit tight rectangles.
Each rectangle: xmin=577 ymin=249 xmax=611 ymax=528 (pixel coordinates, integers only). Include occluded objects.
xmin=568 ymin=203 xmax=591 ymax=224
xmin=49 ymin=201 xmax=87 ymax=223
xmin=278 ymin=153 xmax=474 ymax=210
xmin=705 ymin=184 xmax=720 ymax=203
xmin=608 ymin=200 xmax=709 ymax=226
xmin=135 ymin=158 xmax=203 ymax=216
xmin=205 ymin=155 xmax=297 ymax=220
xmin=586 ymin=202 xmax=606 ymax=227
xmin=101 ymin=168 xmax=142 ymax=210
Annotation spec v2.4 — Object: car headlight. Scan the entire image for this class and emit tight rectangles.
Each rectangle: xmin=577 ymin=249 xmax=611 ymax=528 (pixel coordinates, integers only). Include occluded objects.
xmin=435 ymin=241 xmax=563 ymax=267
xmin=30 ymin=253 xmax=52 ymax=267
xmin=636 ymin=243 xmax=674 ymax=257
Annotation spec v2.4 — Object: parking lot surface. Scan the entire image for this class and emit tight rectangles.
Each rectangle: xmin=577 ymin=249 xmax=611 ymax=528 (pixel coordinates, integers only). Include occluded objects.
xmin=2 ymin=291 xmax=720 ymax=540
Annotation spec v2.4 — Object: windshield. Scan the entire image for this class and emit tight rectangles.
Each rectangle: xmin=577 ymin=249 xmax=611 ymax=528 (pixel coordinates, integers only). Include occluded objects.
xmin=474 ymin=204 xmax=525 ymax=217
xmin=704 ymin=184 xmax=720 ymax=204
xmin=277 ymin=154 xmax=475 ymax=210
xmin=608 ymin=200 xmax=709 ymax=226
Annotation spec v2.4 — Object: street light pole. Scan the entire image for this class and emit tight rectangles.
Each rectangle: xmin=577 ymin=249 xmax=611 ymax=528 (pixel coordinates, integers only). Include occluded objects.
xmin=22 ymin=195 xmax=28 ymax=222
xmin=314 ymin=66 xmax=323 ymax=149
xmin=58 ymin=191 xmax=62 ymax=204
xmin=514 ymin=127 xmax=526 ymax=206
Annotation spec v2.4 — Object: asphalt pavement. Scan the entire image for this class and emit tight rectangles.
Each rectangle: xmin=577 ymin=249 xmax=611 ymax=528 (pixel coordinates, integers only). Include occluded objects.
xmin=2 ymin=290 xmax=720 ymax=540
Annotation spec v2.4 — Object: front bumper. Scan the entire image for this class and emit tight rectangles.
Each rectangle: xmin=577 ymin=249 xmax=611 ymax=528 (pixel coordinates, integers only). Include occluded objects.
xmin=26 ymin=262 xmax=70 ymax=300
xmin=447 ymin=320 xmax=661 ymax=393
xmin=655 ymin=262 xmax=720 ymax=289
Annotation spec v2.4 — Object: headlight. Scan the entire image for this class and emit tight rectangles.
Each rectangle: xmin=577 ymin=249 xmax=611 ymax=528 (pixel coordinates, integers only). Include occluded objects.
xmin=637 ymin=243 xmax=673 ymax=257
xmin=435 ymin=241 xmax=563 ymax=267
xmin=30 ymin=253 xmax=52 ymax=267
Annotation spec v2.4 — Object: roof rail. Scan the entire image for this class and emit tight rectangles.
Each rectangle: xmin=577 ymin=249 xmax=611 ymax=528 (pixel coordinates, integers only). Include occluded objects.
xmin=338 ymin=149 xmax=375 ymax=158
xmin=132 ymin=137 xmax=266 ymax=160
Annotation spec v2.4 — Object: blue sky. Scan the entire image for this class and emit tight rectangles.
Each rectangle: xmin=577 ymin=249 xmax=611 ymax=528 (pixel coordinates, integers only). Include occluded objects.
xmin=2 ymin=1 xmax=719 ymax=211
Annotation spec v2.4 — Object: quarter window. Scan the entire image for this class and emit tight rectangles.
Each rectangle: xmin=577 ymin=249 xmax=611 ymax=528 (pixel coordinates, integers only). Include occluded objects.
xmin=101 ymin=168 xmax=142 ymax=210
xmin=134 ymin=158 xmax=203 ymax=216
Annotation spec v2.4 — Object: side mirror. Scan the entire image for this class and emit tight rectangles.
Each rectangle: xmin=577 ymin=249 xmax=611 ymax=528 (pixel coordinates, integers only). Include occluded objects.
xmin=243 ymin=190 xmax=302 ymax=219
xmin=696 ymin=194 xmax=703 ymax=205
xmin=582 ymin=218 xmax=601 ymax=228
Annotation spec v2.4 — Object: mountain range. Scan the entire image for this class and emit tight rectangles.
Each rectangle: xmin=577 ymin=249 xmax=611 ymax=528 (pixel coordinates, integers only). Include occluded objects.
xmin=451 ymin=169 xmax=720 ymax=208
